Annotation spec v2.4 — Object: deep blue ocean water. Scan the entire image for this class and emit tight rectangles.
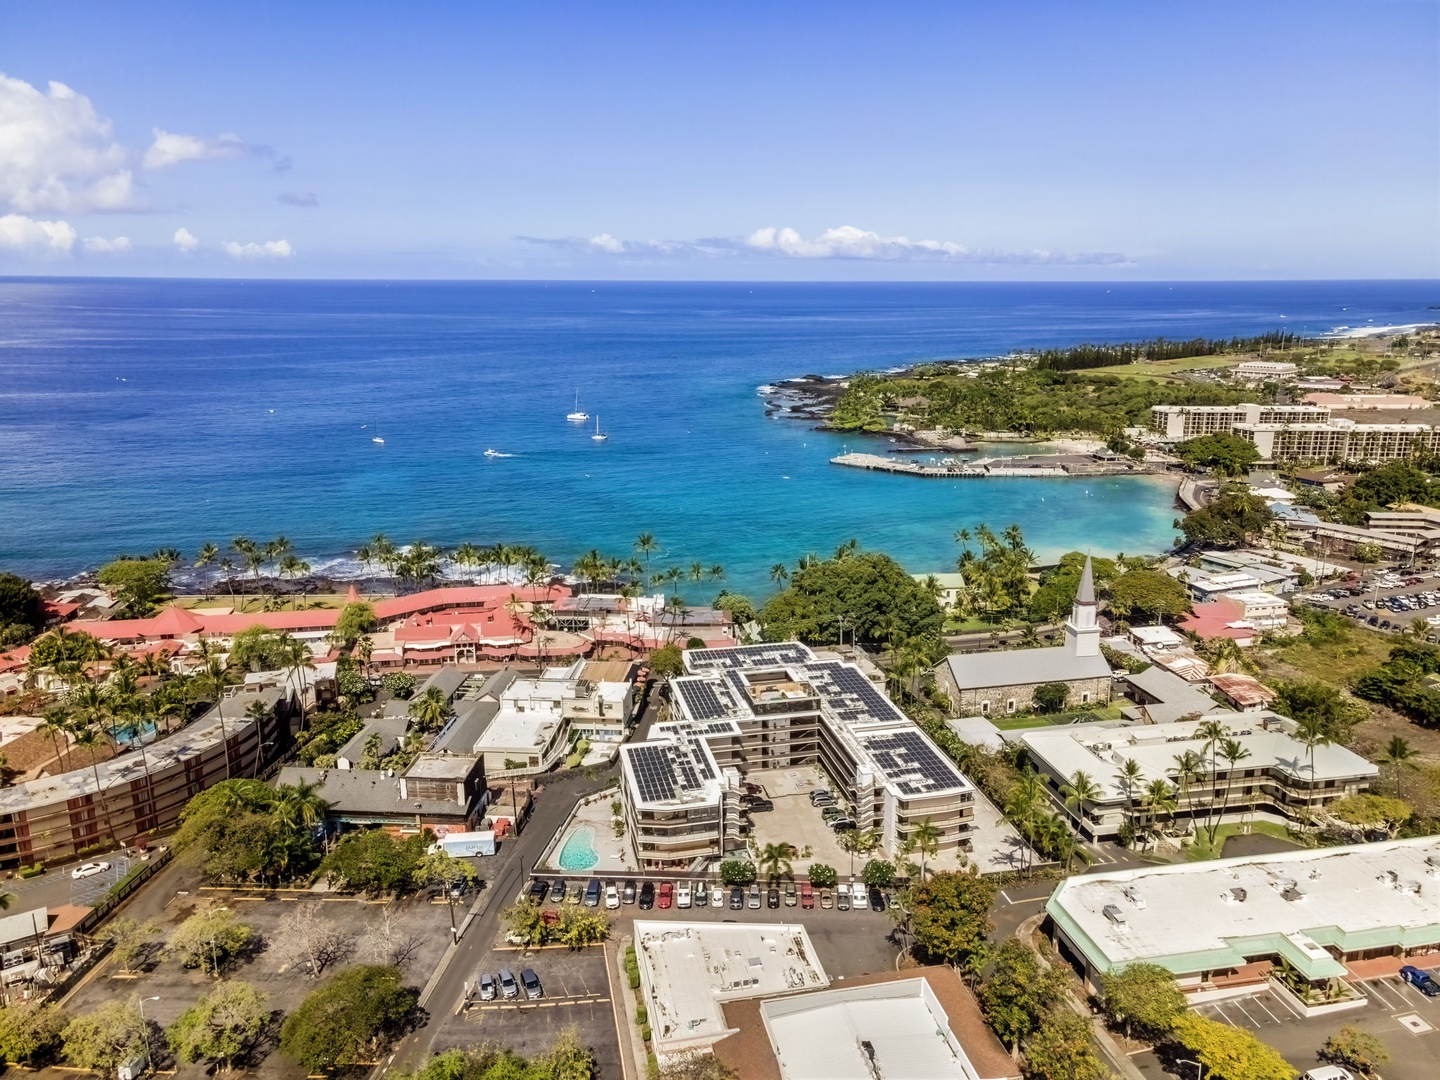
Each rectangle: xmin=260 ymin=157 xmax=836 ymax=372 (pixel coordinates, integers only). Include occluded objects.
xmin=1 ymin=278 xmax=1436 ymax=601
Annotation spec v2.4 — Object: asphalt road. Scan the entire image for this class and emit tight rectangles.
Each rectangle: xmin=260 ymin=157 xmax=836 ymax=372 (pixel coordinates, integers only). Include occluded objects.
xmin=381 ymin=766 xmax=617 ymax=1075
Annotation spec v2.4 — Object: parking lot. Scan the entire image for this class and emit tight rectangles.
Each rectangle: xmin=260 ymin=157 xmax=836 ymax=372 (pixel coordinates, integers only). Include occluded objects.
xmin=743 ymin=765 xmax=859 ymax=875
xmin=1303 ymin=567 xmax=1440 ymax=635
xmin=1133 ymin=971 xmax=1440 ymax=1080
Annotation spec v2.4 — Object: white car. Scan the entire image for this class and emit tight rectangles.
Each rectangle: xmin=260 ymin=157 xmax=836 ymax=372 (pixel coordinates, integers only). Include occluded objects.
xmin=71 ymin=861 xmax=111 ymax=880
xmin=1301 ymin=1068 xmax=1353 ymax=1080
xmin=676 ymin=883 xmax=692 ymax=908
xmin=604 ymin=882 xmax=620 ymax=910
xmin=852 ymin=884 xmax=869 ymax=910
xmin=710 ymin=886 xmax=725 ymax=907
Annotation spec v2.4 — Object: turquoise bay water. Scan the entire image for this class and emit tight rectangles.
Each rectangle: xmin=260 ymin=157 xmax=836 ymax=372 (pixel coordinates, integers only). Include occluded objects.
xmin=1 ymin=279 xmax=1435 ymax=601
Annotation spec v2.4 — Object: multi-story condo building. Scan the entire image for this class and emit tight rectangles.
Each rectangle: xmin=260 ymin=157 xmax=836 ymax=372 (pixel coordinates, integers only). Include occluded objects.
xmin=1234 ymin=419 xmax=1440 ymax=464
xmin=1149 ymin=403 xmax=1328 ymax=441
xmin=1018 ymin=713 xmax=1376 ymax=841
xmin=620 ymin=643 xmax=975 ymax=870
xmin=1233 ymin=360 xmax=1300 ymax=381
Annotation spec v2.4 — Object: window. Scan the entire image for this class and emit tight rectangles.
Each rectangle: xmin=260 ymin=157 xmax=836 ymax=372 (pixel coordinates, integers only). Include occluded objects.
xmin=980 ymin=700 xmax=990 ymax=715
xmin=1006 ymin=699 xmax=1016 ymax=715
xmin=1080 ymin=691 xmax=1091 ymax=704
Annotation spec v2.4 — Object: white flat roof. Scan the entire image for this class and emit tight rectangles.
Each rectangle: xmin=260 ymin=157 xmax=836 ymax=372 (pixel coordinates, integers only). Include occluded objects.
xmin=1048 ymin=837 xmax=1440 ymax=976
xmin=635 ymin=921 xmax=828 ymax=1059
xmin=473 ymin=708 xmax=558 ymax=752
xmin=762 ymin=978 xmax=980 ymax=1080
xmin=1020 ymin=714 xmax=1376 ymax=802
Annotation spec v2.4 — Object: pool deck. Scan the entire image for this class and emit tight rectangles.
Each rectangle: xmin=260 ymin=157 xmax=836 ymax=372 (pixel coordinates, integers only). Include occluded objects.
xmin=538 ymin=791 xmax=639 ymax=874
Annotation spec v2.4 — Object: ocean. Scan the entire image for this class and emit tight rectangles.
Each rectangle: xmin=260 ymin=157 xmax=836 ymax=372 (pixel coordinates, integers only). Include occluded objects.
xmin=1 ymin=278 xmax=1435 ymax=602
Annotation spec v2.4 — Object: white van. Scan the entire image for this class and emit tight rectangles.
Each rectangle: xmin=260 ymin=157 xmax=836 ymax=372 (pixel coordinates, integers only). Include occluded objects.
xmin=1301 ymin=1068 xmax=1353 ymax=1080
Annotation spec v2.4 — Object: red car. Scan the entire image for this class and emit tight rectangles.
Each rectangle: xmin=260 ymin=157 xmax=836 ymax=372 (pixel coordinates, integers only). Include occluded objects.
xmin=800 ymin=883 xmax=815 ymax=909
xmin=657 ymin=881 xmax=674 ymax=909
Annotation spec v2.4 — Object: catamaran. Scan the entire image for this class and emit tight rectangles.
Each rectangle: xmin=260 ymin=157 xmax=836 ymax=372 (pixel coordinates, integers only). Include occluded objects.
xmin=566 ymin=391 xmax=589 ymax=423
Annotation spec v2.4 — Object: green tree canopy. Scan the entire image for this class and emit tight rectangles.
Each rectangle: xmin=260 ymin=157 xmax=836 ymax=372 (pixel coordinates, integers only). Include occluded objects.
xmin=393 ymin=1033 xmax=598 ymax=1080
xmin=1171 ymin=1013 xmax=1297 ymax=1080
xmin=860 ymin=859 xmax=895 ymax=888
xmin=1175 ymin=432 xmax=1261 ymax=477
xmin=807 ymin=863 xmax=837 ymax=887
xmin=1108 ymin=569 xmax=1191 ymax=622
xmin=1272 ymin=680 xmax=1366 ymax=743
xmin=1180 ymin=489 xmax=1274 ymax=548
xmin=320 ymin=829 xmax=430 ymax=893
xmin=61 ymin=998 xmax=147 ymax=1076
xmin=908 ymin=869 xmax=996 ymax=969
xmin=95 ymin=558 xmax=172 ymax=616
xmin=332 ymin=602 xmax=378 ymax=646
xmin=977 ymin=938 xmax=1065 ymax=1051
xmin=759 ymin=549 xmax=944 ymax=646
xmin=0 ymin=1001 xmax=68 ymax=1065
xmin=228 ymin=626 xmax=294 ymax=672
xmin=1097 ymin=962 xmax=1186 ymax=1040
xmin=1022 ymin=1011 xmax=1110 ymax=1080
xmin=1033 ymin=682 xmax=1069 ymax=714
xmin=165 ymin=981 xmax=270 ymax=1070
xmin=168 ymin=908 xmax=256 ymax=974
xmin=648 ymin=644 xmax=684 ymax=678
xmin=718 ymin=859 xmax=756 ymax=886
xmin=1028 ymin=553 xmax=1119 ymax=622
xmin=279 ymin=965 xmax=416 ymax=1072
xmin=0 ymin=573 xmax=42 ymax=637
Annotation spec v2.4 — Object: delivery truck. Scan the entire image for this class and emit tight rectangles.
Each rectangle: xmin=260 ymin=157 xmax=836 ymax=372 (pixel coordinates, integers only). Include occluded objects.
xmin=436 ymin=830 xmax=496 ymax=857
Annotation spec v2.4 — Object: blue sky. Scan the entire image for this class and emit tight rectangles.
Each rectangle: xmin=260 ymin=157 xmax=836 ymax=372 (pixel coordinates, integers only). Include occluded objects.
xmin=0 ymin=1 xmax=1435 ymax=279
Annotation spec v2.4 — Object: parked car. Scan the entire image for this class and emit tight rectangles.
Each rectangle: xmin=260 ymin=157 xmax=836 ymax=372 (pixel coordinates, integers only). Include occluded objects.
xmin=743 ymin=782 xmax=764 ymax=795
xmin=1401 ymin=965 xmax=1440 ymax=996
xmin=622 ymin=880 xmax=637 ymax=904
xmin=584 ymin=879 xmax=601 ymax=907
xmin=605 ymin=882 xmax=620 ymax=909
xmin=528 ymin=879 xmax=549 ymax=903
xmin=477 ymin=972 xmax=498 ymax=1001
xmin=72 ymin=861 xmax=111 ymax=880
xmin=810 ymin=791 xmax=835 ymax=805
xmin=498 ymin=967 xmax=519 ymax=999
xmin=829 ymin=818 xmax=857 ymax=832
xmin=852 ymin=884 xmax=869 ymax=911
xmin=549 ymin=879 xmax=567 ymax=903
xmin=836 ymin=884 xmax=851 ymax=911
xmin=746 ymin=799 xmax=775 ymax=813
xmin=784 ymin=883 xmax=797 ymax=907
xmin=729 ymin=886 xmax=745 ymax=910
xmin=520 ymin=968 xmax=543 ymax=1000
xmin=821 ymin=806 xmax=845 ymax=821
xmin=869 ymin=887 xmax=886 ymax=912
xmin=820 ymin=889 xmax=833 ymax=909
xmin=658 ymin=881 xmax=674 ymax=909
xmin=693 ymin=880 xmax=708 ymax=907
xmin=748 ymin=883 xmax=762 ymax=909
xmin=711 ymin=885 xmax=726 ymax=907
xmin=800 ymin=883 xmax=815 ymax=909
xmin=767 ymin=887 xmax=780 ymax=908
xmin=639 ymin=881 xmax=656 ymax=909
xmin=676 ymin=883 xmax=692 ymax=908
xmin=1300 ymin=1068 xmax=1354 ymax=1080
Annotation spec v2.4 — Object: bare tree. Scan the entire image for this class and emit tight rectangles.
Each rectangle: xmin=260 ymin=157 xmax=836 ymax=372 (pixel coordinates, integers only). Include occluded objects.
xmin=278 ymin=903 xmax=357 ymax=979
xmin=365 ymin=906 xmax=423 ymax=971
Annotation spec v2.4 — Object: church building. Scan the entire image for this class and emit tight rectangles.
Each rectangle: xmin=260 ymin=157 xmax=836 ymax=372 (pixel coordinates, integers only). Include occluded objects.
xmin=932 ymin=556 xmax=1114 ymax=716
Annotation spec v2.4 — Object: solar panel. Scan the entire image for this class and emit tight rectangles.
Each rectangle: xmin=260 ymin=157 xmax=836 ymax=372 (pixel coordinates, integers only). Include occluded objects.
xmin=859 ymin=728 xmax=964 ymax=793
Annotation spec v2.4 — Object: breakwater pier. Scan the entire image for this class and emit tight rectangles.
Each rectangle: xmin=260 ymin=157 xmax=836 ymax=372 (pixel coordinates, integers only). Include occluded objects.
xmin=831 ymin=452 xmax=1160 ymax=480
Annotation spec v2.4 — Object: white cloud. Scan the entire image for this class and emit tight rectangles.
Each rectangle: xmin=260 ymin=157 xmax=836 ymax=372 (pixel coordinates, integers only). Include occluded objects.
xmin=82 ymin=235 xmax=131 ymax=254
xmin=222 ymin=239 xmax=293 ymax=259
xmin=0 ymin=73 xmax=135 ymax=213
xmin=172 ymin=227 xmax=199 ymax=253
xmin=144 ymin=129 xmax=257 ymax=169
xmin=278 ymin=191 xmax=318 ymax=207
xmin=521 ymin=225 xmax=1129 ymax=265
xmin=0 ymin=213 xmax=76 ymax=253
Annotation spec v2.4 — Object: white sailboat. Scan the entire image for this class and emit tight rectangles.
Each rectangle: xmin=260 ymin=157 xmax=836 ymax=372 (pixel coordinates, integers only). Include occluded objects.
xmin=566 ymin=391 xmax=589 ymax=423
xmin=590 ymin=415 xmax=608 ymax=441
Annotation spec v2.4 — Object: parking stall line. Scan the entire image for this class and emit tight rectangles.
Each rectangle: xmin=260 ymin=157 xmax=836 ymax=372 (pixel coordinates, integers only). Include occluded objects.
xmin=1366 ymin=981 xmax=1403 ymax=1010
xmin=1227 ymin=998 xmax=1262 ymax=1028
xmin=1208 ymin=1002 xmax=1237 ymax=1026
xmin=1249 ymin=996 xmax=1282 ymax=1025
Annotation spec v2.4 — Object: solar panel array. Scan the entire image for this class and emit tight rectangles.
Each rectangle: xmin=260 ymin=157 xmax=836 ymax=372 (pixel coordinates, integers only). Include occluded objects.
xmin=674 ymin=679 xmax=728 ymax=720
xmin=684 ymin=643 xmax=813 ymax=671
xmin=802 ymin=661 xmax=906 ymax=726
xmin=626 ymin=741 xmax=714 ymax=804
xmin=860 ymin=729 xmax=965 ymax=796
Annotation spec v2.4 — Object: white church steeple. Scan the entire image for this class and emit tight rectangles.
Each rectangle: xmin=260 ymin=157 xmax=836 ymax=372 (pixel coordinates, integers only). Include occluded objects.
xmin=1064 ymin=555 xmax=1101 ymax=657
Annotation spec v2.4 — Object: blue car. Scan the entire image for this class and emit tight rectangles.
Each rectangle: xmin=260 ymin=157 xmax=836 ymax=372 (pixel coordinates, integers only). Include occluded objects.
xmin=1400 ymin=965 xmax=1440 ymax=996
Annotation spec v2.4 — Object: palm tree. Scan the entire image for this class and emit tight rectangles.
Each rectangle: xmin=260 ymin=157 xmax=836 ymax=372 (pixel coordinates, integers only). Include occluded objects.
xmin=218 ymin=556 xmax=237 ymax=601
xmin=1004 ymin=772 xmax=1045 ymax=871
xmin=36 ymin=707 xmax=72 ymax=772
xmin=757 ymin=842 xmax=795 ymax=885
xmin=1140 ymin=778 xmax=1179 ymax=847
xmin=1380 ymin=735 xmax=1419 ymax=798
xmin=708 ymin=565 xmax=725 ymax=583
xmin=635 ymin=533 xmax=658 ymax=565
xmin=769 ymin=563 xmax=789 ymax=584
xmin=274 ymin=779 xmax=331 ymax=834
xmin=195 ymin=543 xmax=220 ymax=600
xmin=1060 ymin=770 xmax=1101 ymax=839
xmin=369 ymin=533 xmax=399 ymax=593
xmin=1196 ymin=717 xmax=1230 ymax=838
xmin=1171 ymin=749 xmax=1203 ymax=834
xmin=1114 ymin=758 xmax=1144 ymax=844
xmin=453 ymin=543 xmax=483 ymax=582
xmin=409 ymin=686 xmax=452 ymax=731
xmin=1214 ymin=738 xmax=1252 ymax=840
xmin=68 ymin=721 xmax=118 ymax=847
xmin=688 ymin=561 xmax=705 ymax=584
xmin=836 ymin=827 xmax=879 ymax=879
xmin=910 ymin=818 xmax=941 ymax=880
xmin=197 ymin=639 xmax=235 ymax=781
xmin=1292 ymin=713 xmax=1334 ymax=823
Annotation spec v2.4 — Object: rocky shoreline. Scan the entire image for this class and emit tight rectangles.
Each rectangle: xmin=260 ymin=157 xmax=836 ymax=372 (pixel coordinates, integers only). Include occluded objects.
xmin=761 ymin=368 xmax=981 ymax=452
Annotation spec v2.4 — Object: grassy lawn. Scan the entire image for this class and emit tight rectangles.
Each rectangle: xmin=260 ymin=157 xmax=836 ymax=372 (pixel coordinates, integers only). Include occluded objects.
xmin=945 ymin=617 xmax=1008 ymax=633
xmin=991 ymin=701 xmax=1126 ymax=730
xmin=1084 ymin=354 xmax=1242 ymax=381
xmin=1186 ymin=820 xmax=1297 ymax=861
xmin=174 ymin=592 xmax=354 ymax=611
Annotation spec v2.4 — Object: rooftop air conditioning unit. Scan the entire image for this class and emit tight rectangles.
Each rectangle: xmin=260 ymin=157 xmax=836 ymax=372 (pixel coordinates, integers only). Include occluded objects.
xmin=1122 ymin=886 xmax=1146 ymax=909
xmin=1282 ymin=885 xmax=1306 ymax=902
xmin=1102 ymin=904 xmax=1128 ymax=929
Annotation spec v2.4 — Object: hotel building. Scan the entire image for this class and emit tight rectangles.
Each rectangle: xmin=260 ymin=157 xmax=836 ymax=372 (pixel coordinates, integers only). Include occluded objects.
xmin=620 ymin=643 xmax=975 ymax=870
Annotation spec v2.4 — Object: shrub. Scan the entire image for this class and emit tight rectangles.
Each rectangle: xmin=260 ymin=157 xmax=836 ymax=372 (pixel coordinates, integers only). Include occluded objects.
xmin=16 ymin=864 xmax=43 ymax=879
xmin=635 ymin=1004 xmax=648 ymax=1025
xmin=719 ymin=859 xmax=756 ymax=886
xmin=808 ymin=863 xmax=838 ymax=888
xmin=279 ymin=965 xmax=415 ymax=1071
xmin=1322 ymin=1025 xmax=1390 ymax=1075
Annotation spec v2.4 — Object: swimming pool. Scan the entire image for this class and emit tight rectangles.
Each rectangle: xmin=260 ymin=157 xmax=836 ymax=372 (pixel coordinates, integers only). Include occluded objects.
xmin=556 ymin=825 xmax=600 ymax=872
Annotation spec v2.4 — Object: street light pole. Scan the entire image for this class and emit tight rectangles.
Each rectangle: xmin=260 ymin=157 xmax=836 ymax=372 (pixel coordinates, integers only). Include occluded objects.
xmin=137 ymin=995 xmax=160 ymax=1067
xmin=1177 ymin=1059 xmax=1203 ymax=1080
